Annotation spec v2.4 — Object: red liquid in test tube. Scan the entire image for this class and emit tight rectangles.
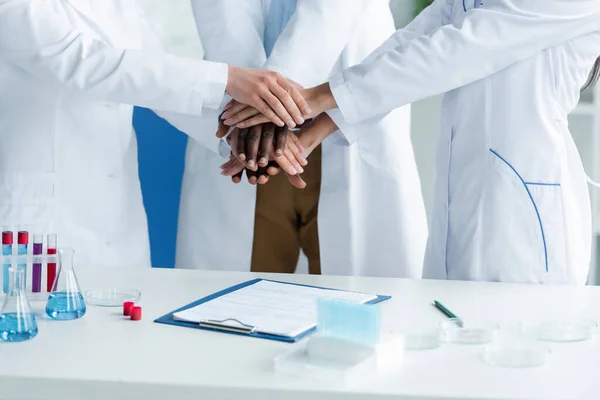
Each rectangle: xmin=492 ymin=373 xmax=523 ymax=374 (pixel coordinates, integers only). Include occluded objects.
xmin=47 ymin=234 xmax=57 ymax=292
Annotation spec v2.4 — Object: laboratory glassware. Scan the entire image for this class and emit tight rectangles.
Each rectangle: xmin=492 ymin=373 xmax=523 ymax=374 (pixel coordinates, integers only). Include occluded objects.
xmin=2 ymin=231 xmax=13 ymax=294
xmin=402 ymin=326 xmax=443 ymax=350
xmin=17 ymin=231 xmax=28 ymax=287
xmin=441 ymin=318 xmax=499 ymax=344
xmin=482 ymin=336 xmax=550 ymax=368
xmin=520 ymin=315 xmax=599 ymax=342
xmin=0 ymin=267 xmax=38 ymax=342
xmin=32 ymin=234 xmax=43 ymax=293
xmin=46 ymin=248 xmax=86 ymax=320
xmin=84 ymin=288 xmax=141 ymax=307
xmin=46 ymin=234 xmax=57 ymax=292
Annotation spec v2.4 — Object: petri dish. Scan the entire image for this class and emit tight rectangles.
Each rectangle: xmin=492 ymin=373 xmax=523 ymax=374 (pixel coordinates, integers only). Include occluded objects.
xmin=402 ymin=328 xmax=443 ymax=350
xmin=520 ymin=316 xmax=598 ymax=342
xmin=441 ymin=318 xmax=499 ymax=345
xmin=84 ymin=288 xmax=141 ymax=307
xmin=482 ymin=338 xmax=550 ymax=368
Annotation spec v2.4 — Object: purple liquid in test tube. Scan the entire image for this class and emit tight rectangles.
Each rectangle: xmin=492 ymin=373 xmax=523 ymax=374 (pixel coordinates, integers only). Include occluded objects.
xmin=32 ymin=234 xmax=43 ymax=293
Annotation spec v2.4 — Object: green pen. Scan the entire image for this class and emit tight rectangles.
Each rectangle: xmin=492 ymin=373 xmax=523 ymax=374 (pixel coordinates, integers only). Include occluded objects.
xmin=433 ymin=300 xmax=464 ymax=327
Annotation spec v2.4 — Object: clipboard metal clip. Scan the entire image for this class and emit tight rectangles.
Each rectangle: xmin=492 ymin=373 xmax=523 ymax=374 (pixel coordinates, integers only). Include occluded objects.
xmin=198 ymin=318 xmax=257 ymax=335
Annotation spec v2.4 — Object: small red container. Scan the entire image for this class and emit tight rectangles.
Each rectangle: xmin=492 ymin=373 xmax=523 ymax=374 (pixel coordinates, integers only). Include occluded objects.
xmin=17 ymin=231 xmax=28 ymax=244
xmin=130 ymin=306 xmax=142 ymax=321
xmin=123 ymin=301 xmax=135 ymax=316
xmin=2 ymin=231 xmax=13 ymax=245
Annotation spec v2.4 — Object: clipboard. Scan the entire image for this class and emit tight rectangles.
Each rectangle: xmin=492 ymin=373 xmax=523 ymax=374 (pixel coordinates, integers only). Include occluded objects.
xmin=154 ymin=278 xmax=391 ymax=343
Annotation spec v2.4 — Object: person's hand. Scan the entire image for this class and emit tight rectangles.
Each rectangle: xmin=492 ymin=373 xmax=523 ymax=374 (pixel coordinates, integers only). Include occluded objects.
xmin=220 ymin=83 xmax=337 ymax=129
xmin=276 ymin=113 xmax=339 ymax=189
xmin=289 ymin=114 xmax=335 ymax=155
xmin=215 ymin=109 xmax=230 ymax=139
xmin=220 ymin=155 xmax=280 ymax=185
xmin=216 ymin=107 xmax=291 ymax=161
xmin=223 ymin=114 xmax=338 ymax=189
xmin=218 ymin=100 xmax=316 ymax=135
xmin=226 ymin=66 xmax=311 ymax=129
xmin=220 ymin=152 xmax=306 ymax=188
xmin=226 ymin=125 xmax=307 ymax=175
xmin=237 ymin=122 xmax=290 ymax=168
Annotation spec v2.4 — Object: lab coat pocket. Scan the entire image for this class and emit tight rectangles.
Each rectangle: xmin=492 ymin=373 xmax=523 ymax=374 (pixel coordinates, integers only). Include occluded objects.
xmin=0 ymin=172 xmax=55 ymax=233
xmin=484 ymin=150 xmax=564 ymax=283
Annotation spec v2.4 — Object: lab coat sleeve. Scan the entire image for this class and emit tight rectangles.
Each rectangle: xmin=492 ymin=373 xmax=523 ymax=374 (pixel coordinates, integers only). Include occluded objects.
xmin=263 ymin=0 xmax=365 ymax=88
xmin=359 ymin=0 xmax=453 ymax=67
xmin=168 ymin=0 xmax=267 ymax=155
xmin=147 ymin=111 xmax=231 ymax=158
xmin=0 ymin=0 xmax=227 ymax=117
xmin=329 ymin=0 xmax=600 ymax=124
xmin=328 ymin=0 xmax=453 ymax=144
xmin=134 ymin=2 xmax=228 ymax=156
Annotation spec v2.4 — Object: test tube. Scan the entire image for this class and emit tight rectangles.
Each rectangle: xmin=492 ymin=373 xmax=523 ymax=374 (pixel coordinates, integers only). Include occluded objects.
xmin=47 ymin=234 xmax=57 ymax=292
xmin=32 ymin=234 xmax=43 ymax=293
xmin=2 ymin=231 xmax=13 ymax=294
xmin=17 ymin=231 xmax=28 ymax=288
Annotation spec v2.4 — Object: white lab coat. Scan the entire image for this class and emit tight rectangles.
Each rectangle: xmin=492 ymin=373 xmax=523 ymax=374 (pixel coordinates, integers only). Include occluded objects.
xmin=329 ymin=0 xmax=600 ymax=284
xmin=176 ymin=0 xmax=428 ymax=277
xmin=0 ymin=0 xmax=228 ymax=268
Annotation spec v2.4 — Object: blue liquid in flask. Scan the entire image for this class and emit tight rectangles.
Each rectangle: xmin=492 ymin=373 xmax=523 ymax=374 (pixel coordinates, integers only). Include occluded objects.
xmin=46 ymin=292 xmax=86 ymax=320
xmin=45 ymin=248 xmax=86 ymax=321
xmin=0 ymin=312 xmax=38 ymax=342
xmin=0 ymin=267 xmax=38 ymax=342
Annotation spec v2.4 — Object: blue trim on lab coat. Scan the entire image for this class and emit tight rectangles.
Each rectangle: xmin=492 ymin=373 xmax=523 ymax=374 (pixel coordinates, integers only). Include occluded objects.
xmin=489 ymin=149 xmax=550 ymax=273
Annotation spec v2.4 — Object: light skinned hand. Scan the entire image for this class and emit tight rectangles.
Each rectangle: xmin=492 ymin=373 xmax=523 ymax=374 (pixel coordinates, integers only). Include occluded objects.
xmin=221 ymin=148 xmax=306 ymax=189
xmin=277 ymin=113 xmax=338 ymax=188
xmin=225 ymin=66 xmax=311 ymax=129
xmin=221 ymin=83 xmax=337 ymax=129
xmin=220 ymin=155 xmax=279 ymax=185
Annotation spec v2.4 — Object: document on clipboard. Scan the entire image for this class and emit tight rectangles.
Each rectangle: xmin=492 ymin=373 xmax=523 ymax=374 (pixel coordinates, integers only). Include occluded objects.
xmin=171 ymin=280 xmax=380 ymax=339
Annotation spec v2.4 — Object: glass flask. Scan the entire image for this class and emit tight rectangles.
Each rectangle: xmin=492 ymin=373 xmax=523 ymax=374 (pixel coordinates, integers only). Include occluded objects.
xmin=0 ymin=267 xmax=38 ymax=342
xmin=46 ymin=248 xmax=86 ymax=320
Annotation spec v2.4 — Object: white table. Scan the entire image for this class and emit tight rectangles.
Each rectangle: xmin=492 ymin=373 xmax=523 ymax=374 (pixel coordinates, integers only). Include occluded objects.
xmin=1 ymin=268 xmax=599 ymax=400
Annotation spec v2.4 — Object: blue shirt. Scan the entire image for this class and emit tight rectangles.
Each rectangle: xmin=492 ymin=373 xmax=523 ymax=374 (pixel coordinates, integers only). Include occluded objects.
xmin=263 ymin=0 xmax=298 ymax=58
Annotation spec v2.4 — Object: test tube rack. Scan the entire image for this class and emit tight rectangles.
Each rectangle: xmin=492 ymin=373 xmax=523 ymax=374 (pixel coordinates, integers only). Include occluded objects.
xmin=0 ymin=253 xmax=60 ymax=302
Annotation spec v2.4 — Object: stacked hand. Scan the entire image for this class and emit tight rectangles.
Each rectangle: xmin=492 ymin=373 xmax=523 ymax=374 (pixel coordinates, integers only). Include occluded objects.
xmin=219 ymin=113 xmax=339 ymax=189
xmin=220 ymin=82 xmax=337 ymax=129
xmin=219 ymin=123 xmax=307 ymax=185
xmin=225 ymin=66 xmax=313 ymax=129
xmin=220 ymin=71 xmax=339 ymax=188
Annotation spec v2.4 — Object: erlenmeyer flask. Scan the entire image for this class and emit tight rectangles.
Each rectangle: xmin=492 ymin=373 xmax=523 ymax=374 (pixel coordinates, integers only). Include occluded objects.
xmin=46 ymin=248 xmax=86 ymax=320
xmin=0 ymin=267 xmax=38 ymax=342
